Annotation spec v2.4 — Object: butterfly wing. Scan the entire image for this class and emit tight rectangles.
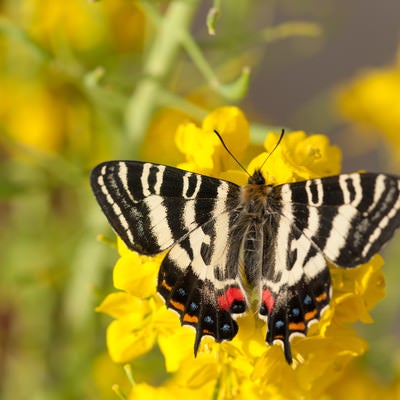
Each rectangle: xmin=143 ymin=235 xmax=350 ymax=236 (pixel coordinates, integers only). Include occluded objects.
xmin=258 ymin=172 xmax=400 ymax=363
xmin=259 ymin=223 xmax=331 ymax=363
xmin=91 ymin=161 xmax=249 ymax=351
xmin=282 ymin=173 xmax=400 ymax=267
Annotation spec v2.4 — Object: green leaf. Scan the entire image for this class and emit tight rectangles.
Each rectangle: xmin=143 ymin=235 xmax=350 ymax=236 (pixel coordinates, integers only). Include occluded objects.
xmin=206 ymin=0 xmax=221 ymax=35
xmin=217 ymin=66 xmax=251 ymax=101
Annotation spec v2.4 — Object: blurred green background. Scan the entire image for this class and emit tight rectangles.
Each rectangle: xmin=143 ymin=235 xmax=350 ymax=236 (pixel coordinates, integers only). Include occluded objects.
xmin=1 ymin=1 xmax=400 ymax=399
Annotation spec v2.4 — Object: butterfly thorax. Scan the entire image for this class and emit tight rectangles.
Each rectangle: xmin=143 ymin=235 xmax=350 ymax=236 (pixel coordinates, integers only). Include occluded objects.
xmin=240 ymin=170 xmax=274 ymax=220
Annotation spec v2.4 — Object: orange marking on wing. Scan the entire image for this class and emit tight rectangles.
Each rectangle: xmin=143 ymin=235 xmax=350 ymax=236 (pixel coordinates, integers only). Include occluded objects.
xmin=288 ymin=322 xmax=306 ymax=331
xmin=183 ymin=314 xmax=198 ymax=324
xmin=304 ymin=309 xmax=317 ymax=321
xmin=161 ymin=280 xmax=172 ymax=291
xmin=315 ymin=292 xmax=327 ymax=302
xmin=274 ymin=335 xmax=284 ymax=340
xmin=169 ymin=300 xmax=184 ymax=311
xmin=202 ymin=329 xmax=213 ymax=335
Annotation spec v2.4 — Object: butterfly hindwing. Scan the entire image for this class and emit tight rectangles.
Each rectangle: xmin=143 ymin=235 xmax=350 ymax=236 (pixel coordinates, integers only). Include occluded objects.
xmin=256 ymin=190 xmax=331 ymax=363
xmin=158 ymin=246 xmax=243 ymax=353
xmin=156 ymin=189 xmax=249 ymax=352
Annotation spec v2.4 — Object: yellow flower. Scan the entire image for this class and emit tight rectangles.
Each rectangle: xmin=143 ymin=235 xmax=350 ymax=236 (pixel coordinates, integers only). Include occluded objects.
xmin=248 ymin=131 xmax=342 ymax=184
xmin=92 ymin=352 xmax=130 ymax=400
xmin=128 ymin=380 xmax=214 ymax=400
xmin=97 ymin=107 xmax=388 ymax=399
xmin=97 ymin=240 xmax=166 ymax=362
xmin=175 ymin=106 xmax=250 ymax=177
xmin=329 ymin=255 xmax=385 ymax=324
xmin=336 ymin=64 xmax=400 ymax=162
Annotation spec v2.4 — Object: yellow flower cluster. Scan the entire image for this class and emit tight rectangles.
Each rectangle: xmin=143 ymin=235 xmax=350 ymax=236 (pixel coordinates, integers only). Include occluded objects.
xmin=248 ymin=131 xmax=342 ymax=184
xmin=175 ymin=106 xmax=250 ymax=178
xmin=337 ymin=63 xmax=400 ymax=162
xmin=1 ymin=0 xmax=144 ymax=161
xmin=97 ymin=107 xmax=387 ymax=399
xmin=24 ymin=0 xmax=145 ymax=52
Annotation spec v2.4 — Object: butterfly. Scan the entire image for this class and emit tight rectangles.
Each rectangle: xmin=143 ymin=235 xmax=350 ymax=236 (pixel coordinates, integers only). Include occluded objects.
xmin=90 ymin=154 xmax=400 ymax=364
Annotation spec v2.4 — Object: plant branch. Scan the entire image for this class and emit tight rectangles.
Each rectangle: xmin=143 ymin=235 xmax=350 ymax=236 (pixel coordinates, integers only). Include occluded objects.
xmin=124 ymin=0 xmax=200 ymax=157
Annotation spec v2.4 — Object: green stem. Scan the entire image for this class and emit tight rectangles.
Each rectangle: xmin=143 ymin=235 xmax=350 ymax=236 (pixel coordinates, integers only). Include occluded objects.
xmin=181 ymin=26 xmax=250 ymax=101
xmin=124 ymin=0 xmax=200 ymax=157
xmin=157 ymin=88 xmax=208 ymax=120
xmin=258 ymin=21 xmax=322 ymax=43
xmin=0 ymin=16 xmax=51 ymax=61
xmin=181 ymin=29 xmax=220 ymax=89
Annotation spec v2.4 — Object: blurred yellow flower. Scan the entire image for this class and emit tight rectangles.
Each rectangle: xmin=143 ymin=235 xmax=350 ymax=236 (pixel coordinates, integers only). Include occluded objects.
xmin=22 ymin=0 xmax=145 ymax=52
xmin=102 ymin=0 xmax=145 ymax=52
xmin=324 ymin=361 xmax=400 ymax=399
xmin=1 ymin=1 xmax=146 ymax=163
xmin=336 ymin=64 xmax=400 ymax=162
xmin=140 ymin=108 xmax=191 ymax=166
xmin=0 ymin=79 xmax=63 ymax=154
xmin=0 ymin=77 xmax=109 ymax=163
xmin=92 ymin=352 xmax=130 ymax=400
xmin=97 ymin=107 xmax=389 ymax=399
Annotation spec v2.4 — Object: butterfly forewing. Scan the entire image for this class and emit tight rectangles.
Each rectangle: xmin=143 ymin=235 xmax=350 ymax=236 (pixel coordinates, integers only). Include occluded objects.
xmin=91 ymin=160 xmax=400 ymax=364
xmin=278 ymin=173 xmax=400 ymax=266
xmin=91 ymin=161 xmax=239 ymax=254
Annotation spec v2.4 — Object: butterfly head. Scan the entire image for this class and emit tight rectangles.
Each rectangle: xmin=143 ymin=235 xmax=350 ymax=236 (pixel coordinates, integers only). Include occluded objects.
xmin=248 ymin=169 xmax=266 ymax=185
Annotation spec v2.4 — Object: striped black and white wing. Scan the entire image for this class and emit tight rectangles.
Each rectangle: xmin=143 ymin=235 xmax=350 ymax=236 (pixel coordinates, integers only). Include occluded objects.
xmin=258 ymin=172 xmax=400 ymax=363
xmin=90 ymin=161 xmax=249 ymax=351
xmin=283 ymin=173 xmax=400 ymax=266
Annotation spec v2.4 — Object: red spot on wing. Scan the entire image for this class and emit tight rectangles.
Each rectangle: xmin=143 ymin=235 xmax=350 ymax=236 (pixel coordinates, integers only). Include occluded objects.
xmin=218 ymin=287 xmax=245 ymax=311
xmin=262 ymin=289 xmax=275 ymax=314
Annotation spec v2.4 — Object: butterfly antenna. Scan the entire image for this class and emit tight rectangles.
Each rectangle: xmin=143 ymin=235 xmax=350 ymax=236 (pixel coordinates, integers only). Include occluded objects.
xmin=213 ymin=130 xmax=251 ymax=178
xmin=258 ymin=129 xmax=285 ymax=171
